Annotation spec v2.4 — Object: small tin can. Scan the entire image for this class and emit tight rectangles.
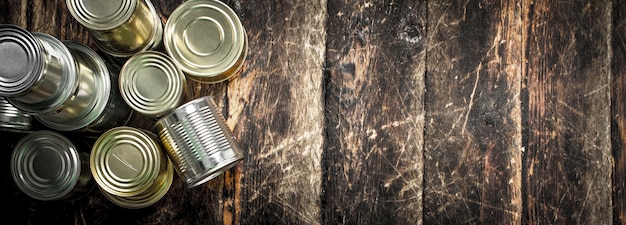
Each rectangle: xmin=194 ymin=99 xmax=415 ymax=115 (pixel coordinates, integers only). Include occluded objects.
xmin=10 ymin=130 xmax=94 ymax=201
xmin=119 ymin=51 xmax=189 ymax=119
xmin=90 ymin=126 xmax=173 ymax=209
xmin=66 ymin=0 xmax=163 ymax=58
xmin=164 ymin=0 xmax=248 ymax=84
xmin=0 ymin=25 xmax=78 ymax=114
xmin=35 ymin=41 xmax=133 ymax=134
xmin=154 ymin=96 xmax=244 ymax=188
xmin=0 ymin=96 xmax=33 ymax=132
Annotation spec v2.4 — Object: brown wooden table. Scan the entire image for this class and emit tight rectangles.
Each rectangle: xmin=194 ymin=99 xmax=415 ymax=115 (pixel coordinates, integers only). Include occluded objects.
xmin=0 ymin=0 xmax=624 ymax=224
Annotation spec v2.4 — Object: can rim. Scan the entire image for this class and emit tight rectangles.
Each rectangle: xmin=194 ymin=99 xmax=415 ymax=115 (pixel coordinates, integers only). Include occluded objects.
xmin=164 ymin=0 xmax=247 ymax=82
xmin=0 ymin=96 xmax=33 ymax=131
xmin=0 ymin=25 xmax=44 ymax=97
xmin=66 ymin=0 xmax=137 ymax=31
xmin=119 ymin=51 xmax=186 ymax=118
xmin=10 ymin=130 xmax=82 ymax=201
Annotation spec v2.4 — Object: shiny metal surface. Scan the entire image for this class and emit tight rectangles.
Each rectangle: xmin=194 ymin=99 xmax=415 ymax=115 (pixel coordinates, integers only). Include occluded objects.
xmin=164 ymin=0 xmax=248 ymax=83
xmin=154 ymin=96 xmax=244 ymax=188
xmin=0 ymin=96 xmax=33 ymax=132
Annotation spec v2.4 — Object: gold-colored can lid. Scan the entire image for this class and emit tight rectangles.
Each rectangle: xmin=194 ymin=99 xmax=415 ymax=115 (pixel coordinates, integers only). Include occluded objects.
xmin=90 ymin=126 xmax=171 ymax=199
xmin=164 ymin=0 xmax=248 ymax=83
xmin=66 ymin=0 xmax=137 ymax=30
xmin=119 ymin=51 xmax=187 ymax=119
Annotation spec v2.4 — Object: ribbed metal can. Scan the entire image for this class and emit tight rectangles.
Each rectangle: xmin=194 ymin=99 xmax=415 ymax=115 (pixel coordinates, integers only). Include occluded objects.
xmin=119 ymin=51 xmax=189 ymax=120
xmin=10 ymin=130 xmax=94 ymax=201
xmin=90 ymin=126 xmax=173 ymax=209
xmin=0 ymin=25 xmax=77 ymax=114
xmin=154 ymin=96 xmax=244 ymax=188
xmin=164 ymin=0 xmax=248 ymax=84
xmin=0 ymin=96 xmax=33 ymax=132
xmin=35 ymin=41 xmax=132 ymax=134
xmin=66 ymin=0 xmax=163 ymax=58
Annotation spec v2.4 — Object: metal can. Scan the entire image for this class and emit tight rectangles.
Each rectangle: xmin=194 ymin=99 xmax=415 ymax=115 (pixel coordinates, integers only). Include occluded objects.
xmin=119 ymin=51 xmax=189 ymax=120
xmin=66 ymin=0 xmax=163 ymax=58
xmin=0 ymin=96 xmax=33 ymax=132
xmin=154 ymin=96 xmax=244 ymax=188
xmin=10 ymin=130 xmax=94 ymax=201
xmin=90 ymin=126 xmax=173 ymax=209
xmin=164 ymin=0 xmax=248 ymax=84
xmin=35 ymin=41 xmax=133 ymax=134
xmin=0 ymin=25 xmax=78 ymax=114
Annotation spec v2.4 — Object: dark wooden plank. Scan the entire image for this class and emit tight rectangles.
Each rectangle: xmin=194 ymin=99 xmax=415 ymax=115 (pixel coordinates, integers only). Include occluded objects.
xmin=423 ymin=0 xmax=522 ymax=224
xmin=322 ymin=1 xmax=425 ymax=224
xmin=227 ymin=0 xmax=326 ymax=224
xmin=612 ymin=0 xmax=626 ymax=223
xmin=522 ymin=0 xmax=612 ymax=224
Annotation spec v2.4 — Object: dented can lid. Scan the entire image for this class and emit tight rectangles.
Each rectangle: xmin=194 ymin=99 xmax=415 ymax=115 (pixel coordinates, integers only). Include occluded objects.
xmin=164 ymin=0 xmax=247 ymax=83
xmin=11 ymin=130 xmax=88 ymax=201
xmin=66 ymin=0 xmax=137 ymax=30
xmin=91 ymin=126 xmax=172 ymax=201
xmin=119 ymin=51 xmax=187 ymax=118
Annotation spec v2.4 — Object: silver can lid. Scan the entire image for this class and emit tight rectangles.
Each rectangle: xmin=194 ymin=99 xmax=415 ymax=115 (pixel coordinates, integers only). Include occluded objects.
xmin=164 ymin=0 xmax=247 ymax=83
xmin=11 ymin=130 xmax=84 ymax=201
xmin=119 ymin=51 xmax=187 ymax=118
xmin=0 ymin=25 xmax=43 ymax=97
xmin=0 ymin=96 xmax=33 ymax=132
xmin=66 ymin=0 xmax=137 ymax=30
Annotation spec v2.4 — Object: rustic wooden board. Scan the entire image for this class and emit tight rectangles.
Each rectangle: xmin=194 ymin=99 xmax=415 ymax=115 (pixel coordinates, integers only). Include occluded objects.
xmin=225 ymin=0 xmax=327 ymax=224
xmin=613 ymin=0 xmax=626 ymax=223
xmin=423 ymin=1 xmax=523 ymax=224
xmin=523 ymin=0 xmax=613 ymax=224
xmin=322 ymin=0 xmax=425 ymax=224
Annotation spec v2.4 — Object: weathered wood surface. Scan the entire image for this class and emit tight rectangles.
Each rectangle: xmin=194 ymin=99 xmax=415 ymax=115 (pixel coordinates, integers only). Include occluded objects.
xmin=0 ymin=0 xmax=625 ymax=224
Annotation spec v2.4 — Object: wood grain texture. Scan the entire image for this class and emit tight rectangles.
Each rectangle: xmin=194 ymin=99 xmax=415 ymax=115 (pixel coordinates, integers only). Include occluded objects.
xmin=523 ymin=0 xmax=612 ymax=224
xmin=322 ymin=0 xmax=425 ymax=224
xmin=227 ymin=0 xmax=326 ymax=224
xmin=613 ymin=0 xmax=626 ymax=223
xmin=423 ymin=0 xmax=523 ymax=224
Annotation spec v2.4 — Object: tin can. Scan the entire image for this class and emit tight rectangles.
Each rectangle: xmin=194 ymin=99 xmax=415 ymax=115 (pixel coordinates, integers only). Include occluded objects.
xmin=10 ymin=130 xmax=94 ymax=201
xmin=90 ymin=126 xmax=173 ymax=209
xmin=164 ymin=0 xmax=248 ymax=84
xmin=154 ymin=96 xmax=244 ymax=188
xmin=35 ymin=41 xmax=133 ymax=134
xmin=66 ymin=0 xmax=163 ymax=58
xmin=119 ymin=51 xmax=189 ymax=119
xmin=0 ymin=96 xmax=34 ymax=132
xmin=0 ymin=25 xmax=78 ymax=114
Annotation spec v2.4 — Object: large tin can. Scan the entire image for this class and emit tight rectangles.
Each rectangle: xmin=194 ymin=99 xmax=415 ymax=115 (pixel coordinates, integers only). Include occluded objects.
xmin=90 ymin=126 xmax=173 ymax=209
xmin=119 ymin=51 xmax=189 ymax=120
xmin=0 ymin=25 xmax=77 ymax=114
xmin=35 ymin=41 xmax=132 ymax=134
xmin=154 ymin=96 xmax=244 ymax=188
xmin=164 ymin=0 xmax=248 ymax=84
xmin=0 ymin=96 xmax=34 ymax=132
xmin=66 ymin=0 xmax=163 ymax=58
xmin=10 ymin=130 xmax=94 ymax=201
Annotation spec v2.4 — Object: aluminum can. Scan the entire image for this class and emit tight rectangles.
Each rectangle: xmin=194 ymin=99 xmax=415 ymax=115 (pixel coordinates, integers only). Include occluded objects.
xmin=154 ymin=96 xmax=244 ymax=188
xmin=10 ymin=130 xmax=94 ymax=201
xmin=164 ymin=0 xmax=248 ymax=84
xmin=119 ymin=51 xmax=189 ymax=120
xmin=66 ymin=0 xmax=163 ymax=58
xmin=90 ymin=126 xmax=173 ymax=209
xmin=0 ymin=96 xmax=33 ymax=132
xmin=0 ymin=25 xmax=77 ymax=114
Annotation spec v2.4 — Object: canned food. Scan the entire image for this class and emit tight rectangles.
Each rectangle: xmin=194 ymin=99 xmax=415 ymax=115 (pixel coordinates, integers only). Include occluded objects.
xmin=164 ymin=0 xmax=248 ymax=83
xmin=35 ymin=41 xmax=133 ymax=134
xmin=11 ymin=130 xmax=94 ymax=201
xmin=0 ymin=25 xmax=78 ymax=114
xmin=119 ymin=51 xmax=189 ymax=119
xmin=0 ymin=96 xmax=33 ymax=132
xmin=91 ymin=126 xmax=173 ymax=209
xmin=66 ymin=0 xmax=163 ymax=58
xmin=154 ymin=96 xmax=244 ymax=188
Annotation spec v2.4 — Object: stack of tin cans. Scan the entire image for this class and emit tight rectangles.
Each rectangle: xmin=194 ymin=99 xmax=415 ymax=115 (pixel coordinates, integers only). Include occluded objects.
xmin=0 ymin=0 xmax=246 ymax=209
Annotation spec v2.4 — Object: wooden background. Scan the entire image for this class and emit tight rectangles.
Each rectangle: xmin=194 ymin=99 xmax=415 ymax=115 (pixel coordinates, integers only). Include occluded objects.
xmin=0 ymin=0 xmax=624 ymax=224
